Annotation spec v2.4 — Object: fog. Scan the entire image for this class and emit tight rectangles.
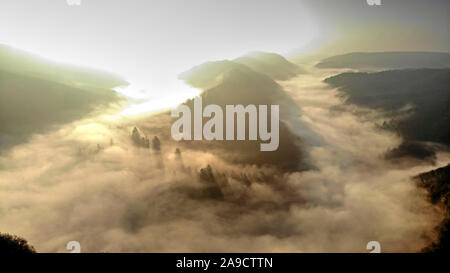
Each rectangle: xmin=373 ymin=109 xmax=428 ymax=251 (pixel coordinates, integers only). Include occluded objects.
xmin=0 ymin=65 xmax=446 ymax=252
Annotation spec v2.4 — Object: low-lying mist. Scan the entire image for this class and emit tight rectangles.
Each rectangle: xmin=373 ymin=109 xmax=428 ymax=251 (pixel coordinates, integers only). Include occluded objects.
xmin=0 ymin=67 xmax=446 ymax=252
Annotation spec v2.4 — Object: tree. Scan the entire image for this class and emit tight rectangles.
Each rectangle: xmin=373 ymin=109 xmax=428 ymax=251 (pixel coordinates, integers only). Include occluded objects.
xmin=131 ymin=127 xmax=141 ymax=146
xmin=132 ymin=127 xmax=150 ymax=148
xmin=0 ymin=233 xmax=36 ymax=254
xmin=142 ymin=137 xmax=150 ymax=148
xmin=199 ymin=164 xmax=215 ymax=183
xmin=152 ymin=136 xmax=161 ymax=151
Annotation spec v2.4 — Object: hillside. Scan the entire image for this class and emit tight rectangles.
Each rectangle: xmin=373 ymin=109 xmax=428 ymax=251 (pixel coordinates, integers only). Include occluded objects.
xmin=179 ymin=60 xmax=308 ymax=171
xmin=324 ymin=69 xmax=450 ymax=147
xmin=414 ymin=164 xmax=450 ymax=252
xmin=0 ymin=45 xmax=127 ymax=150
xmin=233 ymin=51 xmax=303 ymax=80
xmin=179 ymin=52 xmax=302 ymax=90
xmin=179 ymin=60 xmax=250 ymax=90
xmin=0 ymin=44 xmax=127 ymax=88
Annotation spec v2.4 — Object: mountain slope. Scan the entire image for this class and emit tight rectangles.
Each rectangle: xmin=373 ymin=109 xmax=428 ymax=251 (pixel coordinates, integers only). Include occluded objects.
xmin=179 ymin=60 xmax=251 ymax=90
xmin=0 ymin=44 xmax=127 ymax=88
xmin=324 ymin=69 xmax=450 ymax=146
xmin=0 ymin=45 xmax=127 ymax=150
xmin=179 ymin=52 xmax=302 ymax=90
xmin=233 ymin=51 xmax=303 ymax=80
xmin=179 ymin=60 xmax=308 ymax=171
xmin=414 ymin=164 xmax=450 ymax=252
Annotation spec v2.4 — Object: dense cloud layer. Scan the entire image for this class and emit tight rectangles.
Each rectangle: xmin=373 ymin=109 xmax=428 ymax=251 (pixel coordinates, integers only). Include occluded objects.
xmin=0 ymin=68 xmax=447 ymax=252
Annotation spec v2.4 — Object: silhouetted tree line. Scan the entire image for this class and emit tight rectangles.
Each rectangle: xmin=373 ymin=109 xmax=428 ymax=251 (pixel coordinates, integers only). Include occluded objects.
xmin=132 ymin=127 xmax=150 ymax=148
xmin=131 ymin=127 xmax=161 ymax=151
xmin=0 ymin=233 xmax=36 ymax=254
xmin=416 ymin=164 xmax=450 ymax=253
xmin=199 ymin=165 xmax=215 ymax=183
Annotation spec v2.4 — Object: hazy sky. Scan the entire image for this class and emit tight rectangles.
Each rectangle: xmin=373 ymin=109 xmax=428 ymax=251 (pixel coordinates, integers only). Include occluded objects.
xmin=0 ymin=0 xmax=448 ymax=104
xmin=303 ymin=0 xmax=450 ymax=55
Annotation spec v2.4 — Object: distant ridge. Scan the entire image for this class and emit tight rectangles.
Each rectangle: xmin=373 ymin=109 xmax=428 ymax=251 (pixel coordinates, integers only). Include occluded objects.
xmin=0 ymin=44 xmax=127 ymax=150
xmin=316 ymin=52 xmax=450 ymax=70
xmin=234 ymin=51 xmax=303 ymax=80
xmin=0 ymin=44 xmax=128 ymax=88
xmin=324 ymin=68 xmax=450 ymax=147
xmin=179 ymin=51 xmax=302 ymax=90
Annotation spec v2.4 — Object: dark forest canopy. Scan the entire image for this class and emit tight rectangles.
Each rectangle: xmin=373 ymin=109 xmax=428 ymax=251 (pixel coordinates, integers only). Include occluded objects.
xmin=0 ymin=233 xmax=36 ymax=254
xmin=325 ymin=69 xmax=450 ymax=146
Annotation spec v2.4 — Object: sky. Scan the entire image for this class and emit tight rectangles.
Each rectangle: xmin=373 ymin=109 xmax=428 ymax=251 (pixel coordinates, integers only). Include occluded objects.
xmin=0 ymin=0 xmax=448 ymax=107
xmin=302 ymin=0 xmax=450 ymax=56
